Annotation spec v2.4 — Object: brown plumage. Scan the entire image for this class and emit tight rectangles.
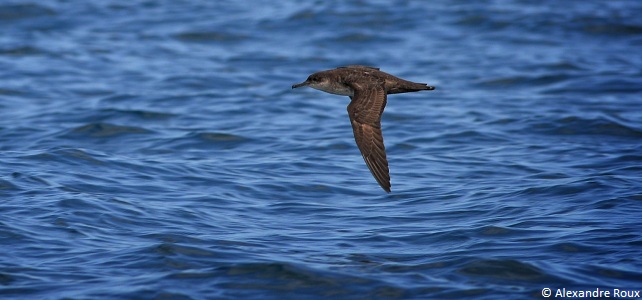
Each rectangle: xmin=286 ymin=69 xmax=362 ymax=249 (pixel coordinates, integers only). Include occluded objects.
xmin=292 ymin=65 xmax=435 ymax=193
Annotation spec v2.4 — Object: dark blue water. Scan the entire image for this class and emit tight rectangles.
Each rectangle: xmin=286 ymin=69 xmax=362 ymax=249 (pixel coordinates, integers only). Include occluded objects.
xmin=2 ymin=1 xmax=642 ymax=299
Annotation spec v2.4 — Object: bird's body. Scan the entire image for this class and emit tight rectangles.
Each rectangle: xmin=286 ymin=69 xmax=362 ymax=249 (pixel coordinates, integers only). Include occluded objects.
xmin=292 ymin=65 xmax=435 ymax=193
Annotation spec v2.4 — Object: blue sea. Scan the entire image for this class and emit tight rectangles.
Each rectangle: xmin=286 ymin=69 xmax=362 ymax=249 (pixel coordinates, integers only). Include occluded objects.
xmin=1 ymin=1 xmax=642 ymax=299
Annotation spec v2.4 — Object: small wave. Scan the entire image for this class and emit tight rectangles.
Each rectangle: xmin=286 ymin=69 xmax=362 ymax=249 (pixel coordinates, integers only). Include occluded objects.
xmin=479 ymin=74 xmax=574 ymax=89
xmin=173 ymin=31 xmax=248 ymax=43
xmin=213 ymin=261 xmax=401 ymax=298
xmin=0 ymin=3 xmax=57 ymax=21
xmin=532 ymin=115 xmax=642 ymax=138
xmin=151 ymin=131 xmax=252 ymax=151
xmin=0 ymin=178 xmax=19 ymax=191
xmin=0 ymin=46 xmax=46 ymax=56
xmin=457 ymin=259 xmax=548 ymax=281
xmin=99 ymin=108 xmax=176 ymax=120
xmin=582 ymin=23 xmax=642 ymax=36
xmin=65 ymin=123 xmax=153 ymax=138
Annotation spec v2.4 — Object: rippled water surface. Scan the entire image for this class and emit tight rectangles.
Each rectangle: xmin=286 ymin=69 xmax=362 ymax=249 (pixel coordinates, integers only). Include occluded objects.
xmin=2 ymin=1 xmax=642 ymax=299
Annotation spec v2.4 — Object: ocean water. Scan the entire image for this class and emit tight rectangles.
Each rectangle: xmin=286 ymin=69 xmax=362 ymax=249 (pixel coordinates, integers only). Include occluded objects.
xmin=1 ymin=0 xmax=642 ymax=299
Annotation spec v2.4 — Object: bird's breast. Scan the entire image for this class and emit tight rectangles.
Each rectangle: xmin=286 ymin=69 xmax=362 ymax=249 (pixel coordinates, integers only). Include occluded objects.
xmin=314 ymin=83 xmax=354 ymax=97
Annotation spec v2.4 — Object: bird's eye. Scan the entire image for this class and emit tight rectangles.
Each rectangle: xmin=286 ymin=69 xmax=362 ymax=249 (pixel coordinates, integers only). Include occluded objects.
xmin=309 ymin=76 xmax=318 ymax=82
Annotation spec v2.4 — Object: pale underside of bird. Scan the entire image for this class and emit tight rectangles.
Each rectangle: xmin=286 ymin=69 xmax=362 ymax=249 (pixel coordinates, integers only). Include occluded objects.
xmin=292 ymin=65 xmax=435 ymax=193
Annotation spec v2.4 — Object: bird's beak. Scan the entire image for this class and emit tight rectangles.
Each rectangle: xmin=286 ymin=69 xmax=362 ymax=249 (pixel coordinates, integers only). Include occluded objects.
xmin=292 ymin=81 xmax=308 ymax=89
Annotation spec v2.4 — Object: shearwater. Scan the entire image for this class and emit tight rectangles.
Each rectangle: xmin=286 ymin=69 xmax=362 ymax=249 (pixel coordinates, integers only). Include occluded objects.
xmin=292 ymin=65 xmax=435 ymax=193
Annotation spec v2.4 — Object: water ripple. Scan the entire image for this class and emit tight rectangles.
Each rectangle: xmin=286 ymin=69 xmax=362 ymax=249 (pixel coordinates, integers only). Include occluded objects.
xmin=1 ymin=0 xmax=641 ymax=299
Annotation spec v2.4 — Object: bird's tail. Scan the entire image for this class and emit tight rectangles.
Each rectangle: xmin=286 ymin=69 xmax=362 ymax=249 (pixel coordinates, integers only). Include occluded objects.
xmin=388 ymin=82 xmax=435 ymax=94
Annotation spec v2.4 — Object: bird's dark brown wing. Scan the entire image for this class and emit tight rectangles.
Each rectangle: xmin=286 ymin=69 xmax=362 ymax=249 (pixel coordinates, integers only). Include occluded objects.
xmin=347 ymin=80 xmax=391 ymax=193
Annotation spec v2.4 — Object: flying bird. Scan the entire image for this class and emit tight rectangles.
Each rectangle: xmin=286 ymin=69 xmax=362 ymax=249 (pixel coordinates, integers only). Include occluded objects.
xmin=292 ymin=65 xmax=435 ymax=193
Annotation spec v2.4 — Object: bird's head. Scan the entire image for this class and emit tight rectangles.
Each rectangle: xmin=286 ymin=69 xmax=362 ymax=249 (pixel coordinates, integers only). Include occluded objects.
xmin=292 ymin=72 xmax=330 ymax=91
